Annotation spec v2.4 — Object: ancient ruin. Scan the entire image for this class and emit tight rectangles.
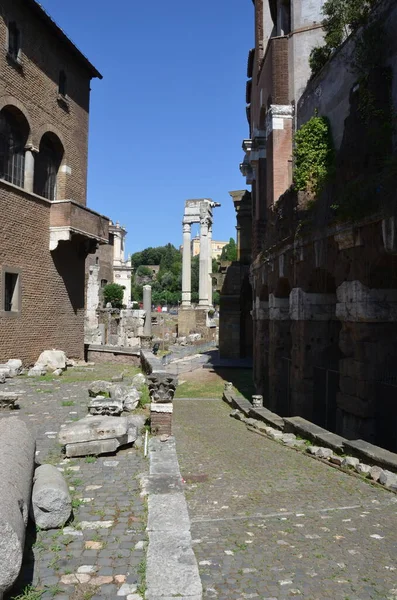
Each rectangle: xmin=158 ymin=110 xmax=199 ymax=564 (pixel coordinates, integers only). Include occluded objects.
xmin=179 ymin=198 xmax=220 ymax=336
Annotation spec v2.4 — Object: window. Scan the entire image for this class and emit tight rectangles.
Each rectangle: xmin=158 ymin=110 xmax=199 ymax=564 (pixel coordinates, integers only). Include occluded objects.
xmin=8 ymin=22 xmax=20 ymax=61
xmin=0 ymin=109 xmax=28 ymax=187
xmin=109 ymin=234 xmax=114 ymax=246
xmin=34 ymin=133 xmax=63 ymax=200
xmin=101 ymin=279 xmax=108 ymax=288
xmin=58 ymin=70 xmax=67 ymax=97
xmin=3 ymin=271 xmax=20 ymax=313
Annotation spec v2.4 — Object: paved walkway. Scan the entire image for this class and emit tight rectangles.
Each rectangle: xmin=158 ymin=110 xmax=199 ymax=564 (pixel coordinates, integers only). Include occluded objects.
xmin=2 ymin=364 xmax=148 ymax=600
xmin=173 ymin=398 xmax=397 ymax=600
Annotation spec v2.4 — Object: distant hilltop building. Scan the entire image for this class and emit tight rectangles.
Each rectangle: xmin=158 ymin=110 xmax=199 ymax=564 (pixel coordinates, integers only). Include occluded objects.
xmin=179 ymin=238 xmax=228 ymax=260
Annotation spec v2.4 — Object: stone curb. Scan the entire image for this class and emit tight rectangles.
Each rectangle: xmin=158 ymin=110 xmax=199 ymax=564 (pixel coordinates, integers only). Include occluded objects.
xmin=223 ymin=392 xmax=397 ymax=493
xmin=144 ymin=437 xmax=203 ymax=599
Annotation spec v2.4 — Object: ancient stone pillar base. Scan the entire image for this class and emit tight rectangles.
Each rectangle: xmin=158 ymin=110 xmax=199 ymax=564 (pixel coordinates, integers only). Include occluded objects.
xmin=178 ymin=308 xmax=196 ymax=336
xmin=150 ymin=403 xmax=173 ymax=436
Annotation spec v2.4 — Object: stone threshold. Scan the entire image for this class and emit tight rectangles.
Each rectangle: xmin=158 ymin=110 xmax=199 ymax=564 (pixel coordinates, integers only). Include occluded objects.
xmin=223 ymin=391 xmax=397 ymax=475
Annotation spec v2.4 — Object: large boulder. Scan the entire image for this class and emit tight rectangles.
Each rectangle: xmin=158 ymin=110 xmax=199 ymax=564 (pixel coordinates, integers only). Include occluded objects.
xmin=59 ymin=415 xmax=145 ymax=457
xmin=31 ymin=465 xmax=72 ymax=530
xmin=0 ymin=418 xmax=35 ymax=595
xmin=36 ymin=350 xmax=67 ymax=372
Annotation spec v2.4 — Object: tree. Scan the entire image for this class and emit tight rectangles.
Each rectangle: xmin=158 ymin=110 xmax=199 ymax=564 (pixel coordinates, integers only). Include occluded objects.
xmin=220 ymin=238 xmax=237 ymax=261
xmin=103 ymin=283 xmax=124 ymax=308
xmin=309 ymin=0 xmax=376 ymax=76
xmin=136 ymin=265 xmax=153 ymax=278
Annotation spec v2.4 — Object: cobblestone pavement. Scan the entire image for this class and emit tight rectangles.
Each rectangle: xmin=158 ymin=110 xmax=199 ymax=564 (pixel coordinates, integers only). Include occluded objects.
xmin=173 ymin=398 xmax=397 ymax=600
xmin=2 ymin=364 xmax=148 ymax=600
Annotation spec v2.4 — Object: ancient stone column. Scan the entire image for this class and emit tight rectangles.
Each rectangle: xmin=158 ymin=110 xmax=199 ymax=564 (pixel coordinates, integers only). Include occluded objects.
xmin=181 ymin=222 xmax=191 ymax=307
xmin=208 ymin=223 xmax=213 ymax=306
xmin=0 ymin=418 xmax=35 ymax=596
xmin=199 ymin=216 xmax=210 ymax=307
xmin=143 ymin=285 xmax=152 ymax=336
xmin=24 ymin=146 xmax=36 ymax=193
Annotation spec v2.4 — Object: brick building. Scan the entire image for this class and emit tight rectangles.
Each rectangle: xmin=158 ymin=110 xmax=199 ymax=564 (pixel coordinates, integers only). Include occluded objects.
xmin=0 ymin=0 xmax=108 ymax=365
xmin=233 ymin=0 xmax=397 ymax=451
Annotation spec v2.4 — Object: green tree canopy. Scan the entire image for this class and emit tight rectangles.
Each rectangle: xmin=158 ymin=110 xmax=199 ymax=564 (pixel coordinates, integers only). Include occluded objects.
xmin=103 ymin=283 xmax=124 ymax=308
xmin=220 ymin=238 xmax=237 ymax=261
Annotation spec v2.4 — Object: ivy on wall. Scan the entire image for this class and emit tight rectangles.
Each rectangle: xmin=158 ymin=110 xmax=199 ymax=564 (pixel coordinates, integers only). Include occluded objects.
xmin=293 ymin=114 xmax=334 ymax=196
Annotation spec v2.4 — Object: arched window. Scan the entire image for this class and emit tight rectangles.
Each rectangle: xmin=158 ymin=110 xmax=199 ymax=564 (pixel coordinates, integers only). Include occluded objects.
xmin=0 ymin=107 xmax=29 ymax=188
xmin=34 ymin=132 xmax=64 ymax=200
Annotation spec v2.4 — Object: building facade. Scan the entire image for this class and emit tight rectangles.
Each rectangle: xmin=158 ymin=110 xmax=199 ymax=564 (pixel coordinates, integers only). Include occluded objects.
xmin=238 ymin=0 xmax=397 ymax=451
xmin=0 ymin=0 xmax=108 ymax=364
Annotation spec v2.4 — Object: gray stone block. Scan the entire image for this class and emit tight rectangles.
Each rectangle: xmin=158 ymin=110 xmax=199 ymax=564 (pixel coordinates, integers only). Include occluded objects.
xmin=31 ymin=464 xmax=72 ymax=529
xmin=342 ymin=456 xmax=360 ymax=469
xmin=36 ymin=350 xmax=66 ymax=372
xmin=283 ymin=417 xmax=345 ymax=452
xmin=0 ymin=418 xmax=35 ymax=595
xmin=0 ymin=392 xmax=19 ymax=410
xmin=342 ymin=439 xmax=397 ymax=473
xmin=379 ymin=469 xmax=397 ymax=488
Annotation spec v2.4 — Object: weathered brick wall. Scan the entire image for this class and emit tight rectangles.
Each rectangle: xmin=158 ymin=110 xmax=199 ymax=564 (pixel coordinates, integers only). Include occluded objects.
xmin=0 ymin=182 xmax=86 ymax=365
xmin=0 ymin=0 xmax=92 ymax=205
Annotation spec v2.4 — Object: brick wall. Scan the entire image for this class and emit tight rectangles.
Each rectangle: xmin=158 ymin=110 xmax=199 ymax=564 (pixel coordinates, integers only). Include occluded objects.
xmin=0 ymin=0 xmax=92 ymax=205
xmin=0 ymin=182 xmax=87 ymax=365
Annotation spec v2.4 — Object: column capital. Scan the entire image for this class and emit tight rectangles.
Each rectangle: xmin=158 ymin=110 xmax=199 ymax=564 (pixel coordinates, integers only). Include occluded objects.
xmin=183 ymin=222 xmax=191 ymax=234
xmin=25 ymin=143 xmax=39 ymax=154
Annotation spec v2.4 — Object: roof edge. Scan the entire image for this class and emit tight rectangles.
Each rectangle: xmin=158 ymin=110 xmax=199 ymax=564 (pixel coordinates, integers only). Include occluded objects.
xmin=26 ymin=0 xmax=103 ymax=79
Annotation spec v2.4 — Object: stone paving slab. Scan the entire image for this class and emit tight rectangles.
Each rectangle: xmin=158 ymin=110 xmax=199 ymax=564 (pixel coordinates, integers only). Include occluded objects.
xmin=1 ymin=364 xmax=148 ymax=600
xmin=173 ymin=398 xmax=397 ymax=600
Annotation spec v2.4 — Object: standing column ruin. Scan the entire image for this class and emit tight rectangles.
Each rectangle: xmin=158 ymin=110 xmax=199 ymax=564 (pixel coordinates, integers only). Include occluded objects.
xmin=143 ymin=285 xmax=152 ymax=337
xmin=199 ymin=212 xmax=210 ymax=308
xmin=181 ymin=222 xmax=192 ymax=308
xmin=207 ymin=222 xmax=213 ymax=306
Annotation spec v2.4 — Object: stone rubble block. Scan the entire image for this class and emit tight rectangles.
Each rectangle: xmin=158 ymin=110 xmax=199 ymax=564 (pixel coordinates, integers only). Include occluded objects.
xmin=281 ymin=433 xmax=297 ymax=444
xmin=28 ymin=365 xmax=47 ymax=377
xmin=31 ymin=464 xmax=72 ymax=530
xmin=114 ymin=385 xmax=141 ymax=411
xmin=59 ymin=415 xmax=145 ymax=458
xmin=315 ymin=447 xmax=334 ymax=460
xmin=88 ymin=397 xmax=123 ymax=416
xmin=355 ymin=463 xmax=372 ymax=475
xmin=306 ymin=446 xmax=320 ymax=455
xmin=52 ymin=368 xmax=63 ymax=376
xmin=0 ymin=372 xmax=5 ymax=384
xmin=330 ymin=455 xmax=344 ymax=466
xmin=36 ymin=350 xmax=67 ymax=372
xmin=342 ymin=456 xmax=360 ymax=469
xmin=369 ymin=465 xmax=384 ymax=482
xmin=378 ymin=469 xmax=397 ymax=488
xmin=267 ymin=428 xmax=284 ymax=441
xmin=0 ymin=418 xmax=35 ymax=596
xmin=132 ymin=373 xmax=146 ymax=389
xmin=88 ymin=380 xmax=113 ymax=397
xmin=0 ymin=392 xmax=19 ymax=410
xmin=0 ymin=366 xmax=11 ymax=378
xmin=6 ymin=359 xmax=23 ymax=377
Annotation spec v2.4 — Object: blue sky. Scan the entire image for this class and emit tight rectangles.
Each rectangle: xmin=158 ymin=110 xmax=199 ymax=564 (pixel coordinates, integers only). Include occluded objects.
xmin=39 ymin=0 xmax=253 ymax=255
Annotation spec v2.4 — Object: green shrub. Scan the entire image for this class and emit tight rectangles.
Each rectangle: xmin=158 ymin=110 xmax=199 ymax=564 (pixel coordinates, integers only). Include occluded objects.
xmin=103 ymin=283 xmax=124 ymax=308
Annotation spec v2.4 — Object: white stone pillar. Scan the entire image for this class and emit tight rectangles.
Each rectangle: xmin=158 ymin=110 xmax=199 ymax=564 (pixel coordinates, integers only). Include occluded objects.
xmin=143 ymin=285 xmax=152 ymax=336
xmin=199 ymin=217 xmax=210 ymax=307
xmin=24 ymin=147 xmax=36 ymax=193
xmin=181 ymin=222 xmax=191 ymax=307
xmin=208 ymin=223 xmax=213 ymax=306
